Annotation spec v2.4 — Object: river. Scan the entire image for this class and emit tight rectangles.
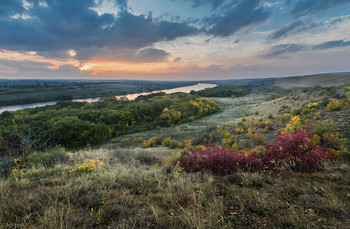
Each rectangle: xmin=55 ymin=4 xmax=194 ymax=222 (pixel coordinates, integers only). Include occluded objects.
xmin=0 ymin=83 xmax=217 ymax=113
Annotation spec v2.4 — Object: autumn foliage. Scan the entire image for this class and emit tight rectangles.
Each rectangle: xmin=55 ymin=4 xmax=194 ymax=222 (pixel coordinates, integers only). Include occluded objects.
xmin=178 ymin=129 xmax=334 ymax=174
xmin=178 ymin=144 xmax=263 ymax=175
xmin=264 ymin=129 xmax=334 ymax=172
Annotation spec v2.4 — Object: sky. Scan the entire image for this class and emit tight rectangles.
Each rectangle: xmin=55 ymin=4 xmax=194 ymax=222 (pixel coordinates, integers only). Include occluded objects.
xmin=0 ymin=0 xmax=350 ymax=80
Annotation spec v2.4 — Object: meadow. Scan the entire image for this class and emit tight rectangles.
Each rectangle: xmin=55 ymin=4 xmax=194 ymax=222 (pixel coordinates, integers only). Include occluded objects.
xmin=0 ymin=74 xmax=350 ymax=228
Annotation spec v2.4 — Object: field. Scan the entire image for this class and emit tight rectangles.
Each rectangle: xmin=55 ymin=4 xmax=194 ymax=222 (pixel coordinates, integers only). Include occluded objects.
xmin=0 ymin=73 xmax=350 ymax=228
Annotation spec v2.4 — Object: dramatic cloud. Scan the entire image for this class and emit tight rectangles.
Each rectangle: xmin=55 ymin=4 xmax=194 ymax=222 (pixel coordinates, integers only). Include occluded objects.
xmin=290 ymin=0 xmax=350 ymax=17
xmin=206 ymin=0 xmax=271 ymax=37
xmin=0 ymin=0 xmax=349 ymax=79
xmin=269 ymin=21 xmax=317 ymax=40
xmin=313 ymin=40 xmax=350 ymax=50
xmin=259 ymin=44 xmax=305 ymax=58
xmin=0 ymin=0 xmax=198 ymax=61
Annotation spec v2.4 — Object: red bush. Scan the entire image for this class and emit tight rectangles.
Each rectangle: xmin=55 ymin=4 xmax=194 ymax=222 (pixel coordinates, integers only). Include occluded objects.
xmin=178 ymin=129 xmax=334 ymax=175
xmin=264 ymin=129 xmax=334 ymax=172
xmin=177 ymin=144 xmax=265 ymax=175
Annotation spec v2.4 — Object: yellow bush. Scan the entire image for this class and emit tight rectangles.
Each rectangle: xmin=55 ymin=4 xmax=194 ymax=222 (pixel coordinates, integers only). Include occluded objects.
xmin=280 ymin=115 xmax=307 ymax=135
xmin=216 ymin=125 xmax=223 ymax=134
xmin=247 ymin=128 xmax=256 ymax=137
xmin=234 ymin=128 xmax=244 ymax=134
xmin=135 ymin=137 xmax=146 ymax=143
xmin=311 ymin=134 xmax=321 ymax=147
xmin=11 ymin=158 xmax=27 ymax=178
xmin=162 ymin=137 xmax=183 ymax=149
xmin=263 ymin=126 xmax=270 ymax=133
xmin=327 ymin=99 xmax=342 ymax=111
xmin=184 ymin=138 xmax=193 ymax=151
xmin=222 ymin=132 xmax=234 ymax=148
xmin=69 ymin=159 xmax=104 ymax=175
xmin=164 ymin=151 xmax=181 ymax=165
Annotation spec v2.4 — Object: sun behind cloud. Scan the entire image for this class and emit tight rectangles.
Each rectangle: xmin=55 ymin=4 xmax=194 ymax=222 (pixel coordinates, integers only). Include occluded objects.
xmin=68 ymin=50 xmax=77 ymax=57
xmin=79 ymin=64 xmax=93 ymax=71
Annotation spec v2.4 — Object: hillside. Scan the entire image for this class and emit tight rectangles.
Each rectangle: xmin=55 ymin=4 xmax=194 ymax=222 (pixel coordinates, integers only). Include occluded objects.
xmin=268 ymin=72 xmax=350 ymax=90
xmin=0 ymin=74 xmax=350 ymax=228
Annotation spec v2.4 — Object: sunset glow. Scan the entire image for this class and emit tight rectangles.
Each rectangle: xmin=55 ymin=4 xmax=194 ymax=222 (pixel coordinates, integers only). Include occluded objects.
xmin=0 ymin=0 xmax=349 ymax=80
xmin=68 ymin=50 xmax=77 ymax=57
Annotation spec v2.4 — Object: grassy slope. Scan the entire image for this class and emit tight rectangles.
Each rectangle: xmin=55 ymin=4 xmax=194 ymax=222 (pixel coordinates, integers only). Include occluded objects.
xmin=1 ymin=148 xmax=349 ymax=228
xmin=1 ymin=75 xmax=350 ymax=228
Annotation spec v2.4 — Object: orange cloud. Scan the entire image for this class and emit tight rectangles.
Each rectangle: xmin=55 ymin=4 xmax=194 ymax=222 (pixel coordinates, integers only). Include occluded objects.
xmin=78 ymin=60 xmax=187 ymax=75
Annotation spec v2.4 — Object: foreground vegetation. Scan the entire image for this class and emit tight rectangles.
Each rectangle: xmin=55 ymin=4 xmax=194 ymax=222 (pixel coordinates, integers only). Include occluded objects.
xmin=0 ymin=77 xmax=350 ymax=228
xmin=0 ymin=146 xmax=349 ymax=228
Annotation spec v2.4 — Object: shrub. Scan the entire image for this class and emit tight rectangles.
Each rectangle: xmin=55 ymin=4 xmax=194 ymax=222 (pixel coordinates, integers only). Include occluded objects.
xmin=251 ymin=134 xmax=267 ymax=146
xmin=279 ymin=114 xmax=290 ymax=122
xmin=247 ymin=128 xmax=256 ymax=137
xmin=264 ymin=129 xmax=334 ymax=173
xmin=312 ymin=119 xmax=337 ymax=134
xmin=322 ymin=133 xmax=340 ymax=149
xmin=234 ymin=128 xmax=244 ymax=134
xmin=222 ymin=132 xmax=234 ymax=148
xmin=135 ymin=137 xmax=146 ymax=143
xmin=178 ymin=144 xmax=244 ymax=175
xmin=280 ymin=115 xmax=307 ymax=135
xmin=68 ymin=159 xmax=104 ymax=175
xmin=313 ymin=112 xmax=321 ymax=120
xmin=141 ymin=136 xmax=162 ymax=148
xmin=177 ymin=144 xmax=265 ymax=175
xmin=327 ymin=99 xmax=342 ymax=111
xmin=338 ymin=138 xmax=350 ymax=162
xmin=162 ymin=137 xmax=184 ymax=149
xmin=301 ymin=101 xmax=319 ymax=114
xmin=260 ymin=120 xmax=273 ymax=132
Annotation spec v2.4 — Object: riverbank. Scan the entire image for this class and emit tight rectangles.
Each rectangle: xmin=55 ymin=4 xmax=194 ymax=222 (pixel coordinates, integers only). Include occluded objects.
xmin=0 ymin=80 xmax=197 ymax=107
xmin=0 ymin=83 xmax=216 ymax=113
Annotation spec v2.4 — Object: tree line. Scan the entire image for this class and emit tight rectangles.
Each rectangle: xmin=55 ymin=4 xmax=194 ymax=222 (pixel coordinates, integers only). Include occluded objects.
xmin=0 ymin=93 xmax=219 ymax=154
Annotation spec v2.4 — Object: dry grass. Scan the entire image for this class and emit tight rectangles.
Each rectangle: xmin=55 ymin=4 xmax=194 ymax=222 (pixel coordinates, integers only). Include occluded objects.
xmin=1 ymin=146 xmax=349 ymax=228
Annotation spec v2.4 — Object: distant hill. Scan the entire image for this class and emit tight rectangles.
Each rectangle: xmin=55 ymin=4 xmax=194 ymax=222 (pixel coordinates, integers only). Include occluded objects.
xmin=269 ymin=72 xmax=350 ymax=90
xmin=204 ymin=77 xmax=277 ymax=86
